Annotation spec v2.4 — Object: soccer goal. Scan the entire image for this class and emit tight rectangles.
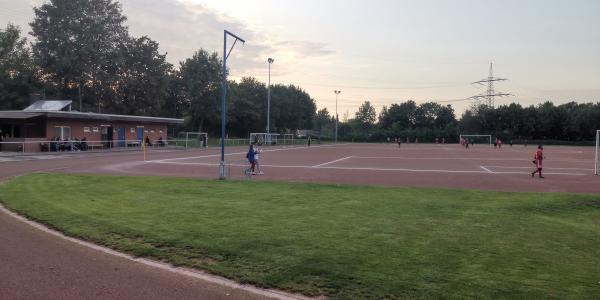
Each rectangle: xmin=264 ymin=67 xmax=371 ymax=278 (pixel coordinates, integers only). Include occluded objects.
xmin=176 ymin=132 xmax=208 ymax=149
xmin=595 ymin=130 xmax=599 ymax=175
xmin=459 ymin=134 xmax=492 ymax=147
xmin=250 ymin=133 xmax=281 ymax=145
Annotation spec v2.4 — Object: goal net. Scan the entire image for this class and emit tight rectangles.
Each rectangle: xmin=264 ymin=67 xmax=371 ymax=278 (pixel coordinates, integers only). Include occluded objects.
xmin=595 ymin=130 xmax=599 ymax=175
xmin=250 ymin=133 xmax=281 ymax=145
xmin=175 ymin=132 xmax=208 ymax=149
xmin=459 ymin=134 xmax=492 ymax=147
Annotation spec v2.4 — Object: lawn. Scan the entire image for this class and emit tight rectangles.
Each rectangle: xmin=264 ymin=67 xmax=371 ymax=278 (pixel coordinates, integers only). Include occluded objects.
xmin=1 ymin=173 xmax=599 ymax=299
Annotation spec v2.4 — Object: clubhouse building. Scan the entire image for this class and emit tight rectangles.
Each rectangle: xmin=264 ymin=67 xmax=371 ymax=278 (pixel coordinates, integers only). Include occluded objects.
xmin=0 ymin=100 xmax=183 ymax=152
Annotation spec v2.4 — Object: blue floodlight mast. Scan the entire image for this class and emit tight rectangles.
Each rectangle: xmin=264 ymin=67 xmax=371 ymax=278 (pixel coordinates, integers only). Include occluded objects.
xmin=220 ymin=30 xmax=245 ymax=180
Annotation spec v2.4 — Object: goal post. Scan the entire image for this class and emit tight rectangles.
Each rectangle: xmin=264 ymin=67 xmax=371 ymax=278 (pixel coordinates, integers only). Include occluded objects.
xmin=595 ymin=130 xmax=599 ymax=175
xmin=175 ymin=132 xmax=208 ymax=149
xmin=250 ymin=133 xmax=281 ymax=145
xmin=459 ymin=134 xmax=492 ymax=147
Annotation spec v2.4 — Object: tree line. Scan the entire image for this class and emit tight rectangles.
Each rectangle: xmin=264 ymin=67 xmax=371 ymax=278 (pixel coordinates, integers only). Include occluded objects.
xmin=314 ymin=100 xmax=600 ymax=144
xmin=1 ymin=0 xmax=597 ymax=142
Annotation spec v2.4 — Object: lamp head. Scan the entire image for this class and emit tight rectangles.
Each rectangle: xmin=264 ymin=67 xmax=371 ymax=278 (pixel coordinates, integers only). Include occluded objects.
xmin=268 ymin=58 xmax=274 ymax=64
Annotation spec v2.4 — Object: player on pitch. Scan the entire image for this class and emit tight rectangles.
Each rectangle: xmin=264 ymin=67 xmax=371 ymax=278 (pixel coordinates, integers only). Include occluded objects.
xmin=531 ymin=145 xmax=544 ymax=178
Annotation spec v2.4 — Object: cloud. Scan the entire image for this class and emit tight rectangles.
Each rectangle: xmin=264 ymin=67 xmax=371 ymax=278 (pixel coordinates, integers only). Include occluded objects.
xmin=120 ymin=0 xmax=333 ymax=77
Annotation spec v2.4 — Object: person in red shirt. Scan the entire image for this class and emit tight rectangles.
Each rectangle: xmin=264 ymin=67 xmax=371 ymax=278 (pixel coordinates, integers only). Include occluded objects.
xmin=531 ymin=145 xmax=544 ymax=178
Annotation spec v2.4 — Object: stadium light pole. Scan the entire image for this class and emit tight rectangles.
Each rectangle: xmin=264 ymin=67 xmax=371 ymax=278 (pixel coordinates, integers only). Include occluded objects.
xmin=267 ymin=58 xmax=274 ymax=135
xmin=334 ymin=90 xmax=341 ymax=143
xmin=220 ymin=30 xmax=245 ymax=180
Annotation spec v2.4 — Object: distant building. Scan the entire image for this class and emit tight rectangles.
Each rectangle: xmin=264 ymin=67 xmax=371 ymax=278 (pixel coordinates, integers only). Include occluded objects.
xmin=0 ymin=100 xmax=183 ymax=152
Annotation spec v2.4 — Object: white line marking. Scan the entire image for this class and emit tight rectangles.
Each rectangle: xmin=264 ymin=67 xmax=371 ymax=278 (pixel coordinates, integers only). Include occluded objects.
xmin=312 ymin=156 xmax=353 ymax=167
xmin=480 ymin=166 xmax=493 ymax=173
xmin=147 ymin=161 xmax=587 ymax=176
xmin=483 ymin=165 xmax=594 ymax=171
xmin=149 ymin=143 xmax=349 ymax=163
xmin=0 ymin=204 xmax=311 ymax=300
xmin=353 ymin=156 xmax=591 ymax=162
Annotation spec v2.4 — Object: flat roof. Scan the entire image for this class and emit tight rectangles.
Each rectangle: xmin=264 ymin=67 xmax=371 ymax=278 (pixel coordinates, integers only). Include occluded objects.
xmin=0 ymin=111 xmax=183 ymax=125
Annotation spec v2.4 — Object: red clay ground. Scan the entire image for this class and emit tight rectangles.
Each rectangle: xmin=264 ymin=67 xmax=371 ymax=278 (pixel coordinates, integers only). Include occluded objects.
xmin=0 ymin=142 xmax=598 ymax=299
xmin=64 ymin=142 xmax=599 ymax=194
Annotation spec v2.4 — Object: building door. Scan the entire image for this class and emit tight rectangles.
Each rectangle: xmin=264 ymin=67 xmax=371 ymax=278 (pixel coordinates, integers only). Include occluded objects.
xmin=106 ymin=126 xmax=114 ymax=148
xmin=118 ymin=128 xmax=126 ymax=147
xmin=136 ymin=127 xmax=144 ymax=144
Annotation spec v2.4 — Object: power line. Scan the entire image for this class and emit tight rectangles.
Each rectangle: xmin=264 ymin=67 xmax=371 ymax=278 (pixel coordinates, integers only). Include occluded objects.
xmin=469 ymin=62 xmax=513 ymax=107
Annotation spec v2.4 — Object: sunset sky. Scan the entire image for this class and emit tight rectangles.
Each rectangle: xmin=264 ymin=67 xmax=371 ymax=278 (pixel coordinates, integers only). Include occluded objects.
xmin=2 ymin=0 xmax=599 ymax=117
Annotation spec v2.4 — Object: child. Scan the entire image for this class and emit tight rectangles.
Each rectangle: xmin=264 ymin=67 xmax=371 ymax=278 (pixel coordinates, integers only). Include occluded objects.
xmin=247 ymin=144 xmax=257 ymax=175
xmin=254 ymin=145 xmax=264 ymax=175
xmin=531 ymin=145 xmax=544 ymax=178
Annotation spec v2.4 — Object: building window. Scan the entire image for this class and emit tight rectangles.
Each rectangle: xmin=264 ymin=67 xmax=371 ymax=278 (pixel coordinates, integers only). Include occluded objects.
xmin=130 ymin=128 xmax=135 ymax=133
xmin=92 ymin=127 xmax=99 ymax=133
xmin=159 ymin=130 xmax=163 ymax=133
xmin=83 ymin=127 xmax=90 ymax=133
xmin=150 ymin=129 xmax=155 ymax=133
xmin=53 ymin=126 xmax=71 ymax=140
xmin=144 ymin=130 xmax=148 ymax=133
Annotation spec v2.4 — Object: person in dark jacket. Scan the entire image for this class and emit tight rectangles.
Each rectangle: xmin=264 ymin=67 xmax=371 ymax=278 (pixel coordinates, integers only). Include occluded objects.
xmin=247 ymin=143 xmax=257 ymax=175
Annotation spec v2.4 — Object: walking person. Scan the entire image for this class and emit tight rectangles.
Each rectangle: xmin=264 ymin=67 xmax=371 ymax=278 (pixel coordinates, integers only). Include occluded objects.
xmin=254 ymin=144 xmax=264 ymax=175
xmin=246 ymin=143 xmax=257 ymax=175
xmin=531 ymin=145 xmax=545 ymax=178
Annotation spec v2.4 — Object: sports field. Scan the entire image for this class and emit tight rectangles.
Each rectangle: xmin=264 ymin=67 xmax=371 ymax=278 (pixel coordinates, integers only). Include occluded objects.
xmin=123 ymin=143 xmax=597 ymax=193
xmin=1 ymin=173 xmax=599 ymax=299
xmin=1 ymin=142 xmax=599 ymax=299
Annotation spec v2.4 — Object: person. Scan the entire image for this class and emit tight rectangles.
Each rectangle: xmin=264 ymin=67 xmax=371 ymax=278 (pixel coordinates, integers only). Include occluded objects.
xmin=442 ymin=137 xmax=445 ymax=144
xmin=509 ymin=140 xmax=513 ymax=147
xmin=246 ymin=144 xmax=257 ymax=175
xmin=307 ymin=136 xmax=311 ymax=147
xmin=497 ymin=138 xmax=502 ymax=149
xmin=0 ymin=134 xmax=3 ymax=152
xmin=406 ymin=137 xmax=409 ymax=143
xmin=397 ymin=137 xmax=401 ymax=148
xmin=145 ymin=136 xmax=151 ymax=146
xmin=494 ymin=138 xmax=498 ymax=149
xmin=531 ymin=145 xmax=544 ymax=178
xmin=157 ymin=136 xmax=165 ymax=147
xmin=435 ymin=137 xmax=439 ymax=144
xmin=254 ymin=145 xmax=264 ymax=175
xmin=465 ymin=139 xmax=470 ymax=149
xmin=415 ymin=137 xmax=419 ymax=143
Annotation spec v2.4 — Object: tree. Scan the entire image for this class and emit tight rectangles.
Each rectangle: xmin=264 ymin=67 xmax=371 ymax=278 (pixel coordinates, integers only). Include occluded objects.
xmin=112 ymin=36 xmax=173 ymax=116
xmin=0 ymin=24 xmax=39 ymax=110
xmin=30 ymin=0 xmax=128 ymax=110
xmin=179 ymin=49 xmax=223 ymax=133
xmin=355 ymin=100 xmax=377 ymax=128
xmin=227 ymin=77 xmax=266 ymax=137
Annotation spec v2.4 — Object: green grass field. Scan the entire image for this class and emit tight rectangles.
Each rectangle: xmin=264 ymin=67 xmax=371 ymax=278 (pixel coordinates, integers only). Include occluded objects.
xmin=1 ymin=174 xmax=599 ymax=299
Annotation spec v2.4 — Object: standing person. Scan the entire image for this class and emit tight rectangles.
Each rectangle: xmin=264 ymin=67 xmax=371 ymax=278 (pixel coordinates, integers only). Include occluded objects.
xmin=531 ymin=145 xmax=544 ymax=178
xmin=307 ymin=136 xmax=311 ymax=147
xmin=497 ymin=138 xmax=502 ymax=149
xmin=246 ymin=144 xmax=257 ymax=175
xmin=397 ymin=137 xmax=401 ymax=148
xmin=442 ymin=137 xmax=445 ymax=144
xmin=0 ymin=133 xmax=3 ymax=152
xmin=254 ymin=144 xmax=264 ymax=175
xmin=465 ymin=139 xmax=470 ymax=149
xmin=509 ymin=140 xmax=513 ymax=147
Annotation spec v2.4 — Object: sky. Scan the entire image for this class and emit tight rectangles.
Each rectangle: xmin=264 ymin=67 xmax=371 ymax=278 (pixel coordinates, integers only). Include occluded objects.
xmin=1 ymin=0 xmax=599 ymax=118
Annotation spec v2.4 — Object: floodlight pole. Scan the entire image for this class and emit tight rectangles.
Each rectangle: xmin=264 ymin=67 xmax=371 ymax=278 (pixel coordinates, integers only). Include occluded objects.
xmin=220 ymin=30 xmax=245 ymax=180
xmin=334 ymin=90 xmax=341 ymax=143
xmin=267 ymin=58 xmax=274 ymax=134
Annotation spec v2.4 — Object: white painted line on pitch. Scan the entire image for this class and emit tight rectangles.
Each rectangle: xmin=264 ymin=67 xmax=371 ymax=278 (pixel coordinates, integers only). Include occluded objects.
xmin=480 ymin=166 xmax=494 ymax=173
xmin=312 ymin=156 xmax=353 ymax=167
xmin=482 ymin=165 xmax=594 ymax=171
xmin=148 ymin=143 xmax=348 ymax=163
xmin=352 ymin=156 xmax=591 ymax=162
xmin=147 ymin=161 xmax=588 ymax=176
xmin=0 ymin=204 xmax=312 ymax=300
